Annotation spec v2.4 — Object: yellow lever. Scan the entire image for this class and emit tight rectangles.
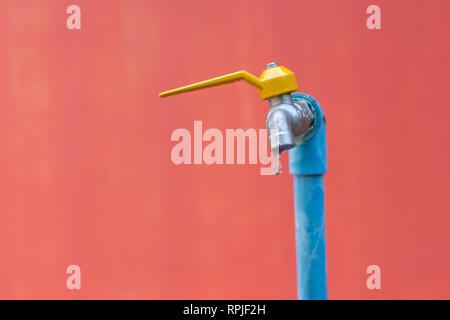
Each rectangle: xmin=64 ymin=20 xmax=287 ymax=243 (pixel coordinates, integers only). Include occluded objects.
xmin=159 ymin=63 xmax=298 ymax=100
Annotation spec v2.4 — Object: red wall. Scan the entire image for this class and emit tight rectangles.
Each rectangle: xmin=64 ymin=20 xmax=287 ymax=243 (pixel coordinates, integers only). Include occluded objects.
xmin=1 ymin=0 xmax=449 ymax=299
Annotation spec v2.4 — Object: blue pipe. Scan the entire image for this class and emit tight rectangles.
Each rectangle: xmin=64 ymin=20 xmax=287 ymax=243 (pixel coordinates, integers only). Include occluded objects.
xmin=289 ymin=93 xmax=327 ymax=300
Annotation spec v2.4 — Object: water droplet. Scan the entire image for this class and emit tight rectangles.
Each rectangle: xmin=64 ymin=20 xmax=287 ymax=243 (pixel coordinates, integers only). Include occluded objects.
xmin=273 ymin=153 xmax=282 ymax=175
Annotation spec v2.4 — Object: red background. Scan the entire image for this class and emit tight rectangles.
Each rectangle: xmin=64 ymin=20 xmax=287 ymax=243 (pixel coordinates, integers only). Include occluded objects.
xmin=1 ymin=0 xmax=449 ymax=299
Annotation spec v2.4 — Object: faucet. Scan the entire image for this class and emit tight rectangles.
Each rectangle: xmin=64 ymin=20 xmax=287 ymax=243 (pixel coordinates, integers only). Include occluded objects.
xmin=159 ymin=62 xmax=328 ymax=300
xmin=160 ymin=62 xmax=316 ymax=155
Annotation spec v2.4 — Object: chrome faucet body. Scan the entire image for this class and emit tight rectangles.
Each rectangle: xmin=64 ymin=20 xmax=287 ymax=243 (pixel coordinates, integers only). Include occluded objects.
xmin=266 ymin=93 xmax=315 ymax=154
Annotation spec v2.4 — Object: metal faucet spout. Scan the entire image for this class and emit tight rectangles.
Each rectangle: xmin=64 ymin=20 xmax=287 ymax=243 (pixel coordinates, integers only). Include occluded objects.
xmin=266 ymin=108 xmax=295 ymax=154
xmin=266 ymin=94 xmax=315 ymax=154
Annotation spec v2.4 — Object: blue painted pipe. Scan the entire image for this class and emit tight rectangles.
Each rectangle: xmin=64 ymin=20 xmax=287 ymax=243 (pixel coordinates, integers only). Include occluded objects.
xmin=289 ymin=93 xmax=327 ymax=300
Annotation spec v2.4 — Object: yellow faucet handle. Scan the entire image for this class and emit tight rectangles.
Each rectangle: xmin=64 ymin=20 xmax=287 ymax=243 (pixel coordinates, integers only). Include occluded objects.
xmin=159 ymin=70 xmax=261 ymax=97
xmin=159 ymin=63 xmax=298 ymax=100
